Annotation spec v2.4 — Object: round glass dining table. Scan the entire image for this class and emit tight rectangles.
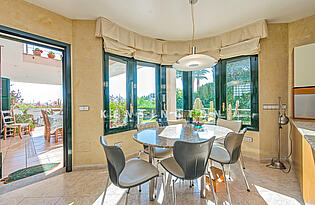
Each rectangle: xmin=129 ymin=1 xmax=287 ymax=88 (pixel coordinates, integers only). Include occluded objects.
xmin=133 ymin=124 xmax=232 ymax=200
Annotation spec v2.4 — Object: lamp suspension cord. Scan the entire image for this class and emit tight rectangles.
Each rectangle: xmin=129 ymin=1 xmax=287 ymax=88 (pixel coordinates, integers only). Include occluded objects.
xmin=191 ymin=3 xmax=195 ymax=49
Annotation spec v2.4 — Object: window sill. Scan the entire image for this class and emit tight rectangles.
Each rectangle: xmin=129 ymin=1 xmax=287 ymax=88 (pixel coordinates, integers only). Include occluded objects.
xmin=104 ymin=127 xmax=137 ymax=135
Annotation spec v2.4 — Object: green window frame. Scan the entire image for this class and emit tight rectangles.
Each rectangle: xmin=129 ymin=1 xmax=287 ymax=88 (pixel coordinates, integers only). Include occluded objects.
xmin=181 ymin=55 xmax=259 ymax=131
xmin=218 ymin=55 xmax=259 ymax=131
xmin=104 ymin=52 xmax=259 ymax=134
xmin=103 ymin=52 xmax=166 ymax=134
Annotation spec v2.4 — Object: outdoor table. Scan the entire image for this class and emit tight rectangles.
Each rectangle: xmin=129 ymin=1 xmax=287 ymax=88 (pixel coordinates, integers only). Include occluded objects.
xmin=48 ymin=114 xmax=63 ymax=133
xmin=133 ymin=124 xmax=232 ymax=201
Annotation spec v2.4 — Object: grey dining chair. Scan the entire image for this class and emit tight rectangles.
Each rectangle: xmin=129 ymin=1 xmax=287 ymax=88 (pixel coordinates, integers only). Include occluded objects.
xmin=209 ymin=128 xmax=250 ymax=205
xmin=100 ymin=136 xmax=159 ymax=205
xmin=217 ymin=118 xmax=242 ymax=132
xmin=160 ymin=137 xmax=218 ymax=205
xmin=216 ymin=118 xmax=246 ymax=170
xmin=137 ymin=121 xmax=172 ymax=159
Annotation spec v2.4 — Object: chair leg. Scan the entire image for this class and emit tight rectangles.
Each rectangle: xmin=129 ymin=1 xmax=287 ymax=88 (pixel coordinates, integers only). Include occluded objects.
xmin=221 ymin=164 xmax=232 ymax=205
xmin=3 ymin=127 xmax=7 ymax=140
xmin=189 ymin=180 xmax=194 ymax=187
xmin=101 ymin=177 xmax=109 ymax=205
xmin=240 ymin=152 xmax=246 ymax=169
xmin=228 ymin=164 xmax=231 ymax=180
xmin=28 ymin=125 xmax=32 ymax=136
xmin=154 ymin=177 xmax=158 ymax=198
xmin=208 ymin=170 xmax=218 ymax=205
xmin=172 ymin=179 xmax=176 ymax=205
xmin=48 ymin=130 xmax=51 ymax=142
xmin=125 ymin=188 xmax=130 ymax=205
xmin=55 ymin=130 xmax=58 ymax=142
xmin=239 ymin=159 xmax=250 ymax=192
xmin=18 ymin=126 xmax=22 ymax=139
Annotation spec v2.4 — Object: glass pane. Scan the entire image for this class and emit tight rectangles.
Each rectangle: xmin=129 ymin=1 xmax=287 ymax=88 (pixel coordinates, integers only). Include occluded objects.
xmin=192 ymin=67 xmax=216 ymax=123
xmin=226 ymin=57 xmax=251 ymax=125
xmin=109 ymin=58 xmax=128 ymax=128
xmin=176 ymin=70 xmax=184 ymax=119
xmin=137 ymin=64 xmax=156 ymax=123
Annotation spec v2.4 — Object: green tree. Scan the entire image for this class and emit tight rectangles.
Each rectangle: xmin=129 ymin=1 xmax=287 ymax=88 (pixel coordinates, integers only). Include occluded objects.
xmin=109 ymin=95 xmax=127 ymax=127
xmin=225 ymin=58 xmax=251 ymax=124
xmin=192 ymin=69 xmax=209 ymax=89
xmin=176 ymin=89 xmax=183 ymax=109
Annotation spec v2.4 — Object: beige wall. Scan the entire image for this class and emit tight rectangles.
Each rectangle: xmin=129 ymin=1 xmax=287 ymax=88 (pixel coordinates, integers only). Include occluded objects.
xmin=1 ymin=0 xmax=314 ymax=165
xmin=0 ymin=0 xmax=72 ymax=44
xmin=71 ymin=20 xmax=104 ymax=165
xmin=257 ymin=24 xmax=289 ymax=159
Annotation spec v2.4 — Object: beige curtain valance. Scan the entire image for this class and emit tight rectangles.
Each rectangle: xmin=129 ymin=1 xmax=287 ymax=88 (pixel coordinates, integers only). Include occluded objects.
xmin=96 ymin=17 xmax=268 ymax=65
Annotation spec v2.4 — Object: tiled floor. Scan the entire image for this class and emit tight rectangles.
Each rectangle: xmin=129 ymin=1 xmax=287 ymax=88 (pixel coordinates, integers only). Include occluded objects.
xmin=0 ymin=157 xmax=304 ymax=205
xmin=1 ymin=127 xmax=63 ymax=178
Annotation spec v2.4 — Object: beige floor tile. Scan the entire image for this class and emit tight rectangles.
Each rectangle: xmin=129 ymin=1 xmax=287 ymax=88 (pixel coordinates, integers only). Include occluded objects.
xmin=0 ymin=157 xmax=304 ymax=205
xmin=16 ymin=197 xmax=60 ymax=205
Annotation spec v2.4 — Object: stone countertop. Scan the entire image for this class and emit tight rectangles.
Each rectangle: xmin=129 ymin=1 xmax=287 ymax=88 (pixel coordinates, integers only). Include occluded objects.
xmin=291 ymin=119 xmax=315 ymax=150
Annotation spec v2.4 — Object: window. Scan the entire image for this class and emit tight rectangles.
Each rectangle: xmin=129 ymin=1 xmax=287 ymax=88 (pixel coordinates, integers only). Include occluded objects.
xmin=174 ymin=55 xmax=258 ymax=130
xmin=103 ymin=53 xmax=165 ymax=134
xmin=108 ymin=57 xmax=128 ymax=129
xmin=221 ymin=56 xmax=259 ymax=130
xmin=176 ymin=70 xmax=184 ymax=119
xmin=192 ymin=67 xmax=216 ymax=123
xmin=137 ymin=63 xmax=156 ymax=123
xmin=104 ymin=53 xmax=259 ymax=134
xmin=225 ymin=57 xmax=251 ymax=125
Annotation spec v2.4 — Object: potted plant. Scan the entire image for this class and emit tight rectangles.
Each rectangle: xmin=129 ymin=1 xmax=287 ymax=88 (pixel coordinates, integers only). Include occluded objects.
xmin=190 ymin=98 xmax=204 ymax=128
xmin=30 ymin=124 xmax=36 ymax=131
xmin=33 ymin=48 xmax=43 ymax=56
xmin=48 ymin=51 xmax=55 ymax=59
xmin=14 ymin=113 xmax=35 ymax=132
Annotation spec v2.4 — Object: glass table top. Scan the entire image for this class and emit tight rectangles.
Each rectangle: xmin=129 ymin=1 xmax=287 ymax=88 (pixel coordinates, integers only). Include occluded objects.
xmin=133 ymin=124 xmax=232 ymax=148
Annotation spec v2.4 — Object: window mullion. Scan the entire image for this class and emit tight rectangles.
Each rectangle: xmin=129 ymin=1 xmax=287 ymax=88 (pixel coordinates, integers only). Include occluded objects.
xmin=183 ymin=71 xmax=193 ymax=122
xmin=221 ymin=60 xmax=227 ymax=119
xmin=132 ymin=59 xmax=137 ymax=129
xmin=103 ymin=52 xmax=110 ymax=133
xmin=250 ymin=56 xmax=259 ymax=130
xmin=155 ymin=64 xmax=161 ymax=120
xmin=160 ymin=66 xmax=167 ymax=122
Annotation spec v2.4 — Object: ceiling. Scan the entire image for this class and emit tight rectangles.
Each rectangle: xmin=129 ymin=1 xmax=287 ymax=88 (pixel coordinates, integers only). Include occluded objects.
xmin=25 ymin=0 xmax=315 ymax=40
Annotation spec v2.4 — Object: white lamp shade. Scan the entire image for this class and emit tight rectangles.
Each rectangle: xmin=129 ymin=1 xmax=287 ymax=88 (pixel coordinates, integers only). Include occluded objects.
xmin=173 ymin=54 xmax=217 ymax=71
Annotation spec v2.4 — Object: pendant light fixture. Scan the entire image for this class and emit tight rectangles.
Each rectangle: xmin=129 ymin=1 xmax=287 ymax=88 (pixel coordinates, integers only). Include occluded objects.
xmin=173 ymin=0 xmax=217 ymax=71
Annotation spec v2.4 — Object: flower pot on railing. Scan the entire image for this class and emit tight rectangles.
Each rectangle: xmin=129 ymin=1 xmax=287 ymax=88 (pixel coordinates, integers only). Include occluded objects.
xmin=33 ymin=50 xmax=42 ymax=56
xmin=48 ymin=54 xmax=55 ymax=59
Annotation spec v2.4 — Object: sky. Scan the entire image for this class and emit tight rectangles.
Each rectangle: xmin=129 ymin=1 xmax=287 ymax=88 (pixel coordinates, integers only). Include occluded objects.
xmin=109 ymin=66 xmax=156 ymax=98
xmin=176 ymin=68 xmax=214 ymax=91
xmin=10 ymin=67 xmax=214 ymax=103
xmin=11 ymin=82 xmax=62 ymax=104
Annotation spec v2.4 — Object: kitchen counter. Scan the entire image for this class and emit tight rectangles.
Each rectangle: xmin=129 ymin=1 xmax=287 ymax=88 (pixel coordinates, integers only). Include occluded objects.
xmin=291 ymin=119 xmax=315 ymax=150
xmin=291 ymin=119 xmax=315 ymax=204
